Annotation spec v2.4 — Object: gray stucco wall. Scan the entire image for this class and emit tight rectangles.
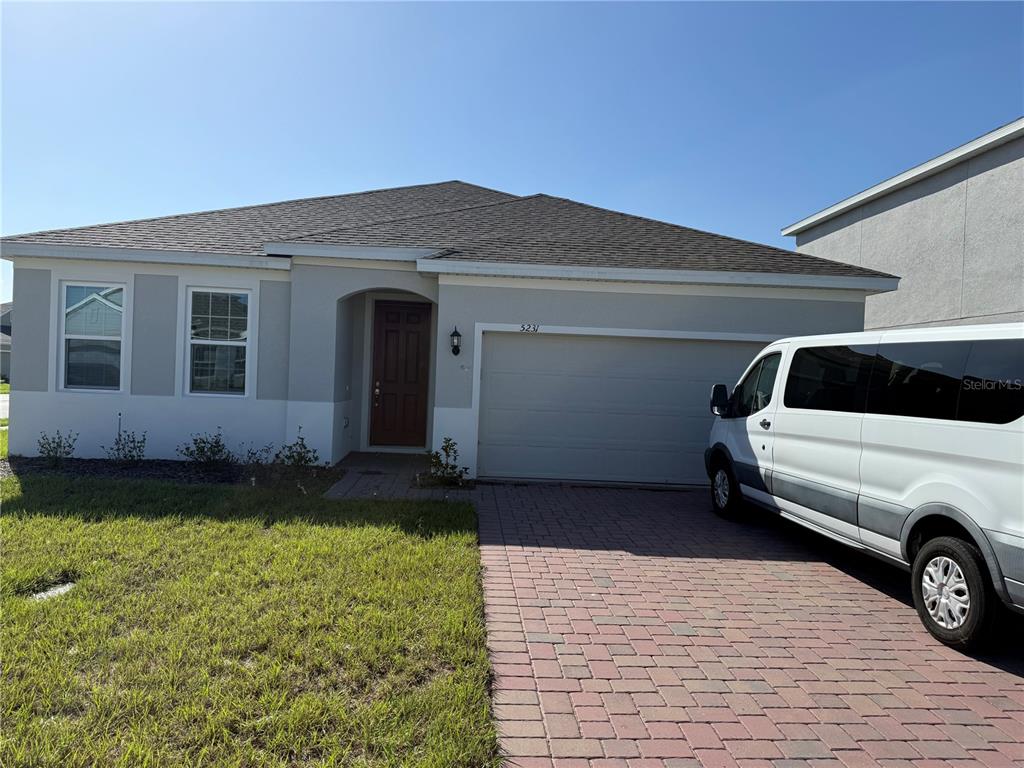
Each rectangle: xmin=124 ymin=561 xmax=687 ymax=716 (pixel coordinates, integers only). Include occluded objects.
xmin=257 ymin=280 xmax=291 ymax=400
xmin=286 ymin=263 xmax=438 ymax=403
xmin=131 ymin=274 xmax=178 ymax=396
xmin=11 ymin=268 xmax=51 ymax=391
xmin=795 ymin=136 xmax=1024 ymax=329
xmin=434 ymin=283 xmax=867 ymax=409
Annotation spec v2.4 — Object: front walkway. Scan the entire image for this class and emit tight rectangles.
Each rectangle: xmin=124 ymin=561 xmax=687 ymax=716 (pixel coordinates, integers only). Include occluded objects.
xmin=324 ymin=452 xmax=473 ymax=501
xmin=475 ymin=483 xmax=1024 ymax=768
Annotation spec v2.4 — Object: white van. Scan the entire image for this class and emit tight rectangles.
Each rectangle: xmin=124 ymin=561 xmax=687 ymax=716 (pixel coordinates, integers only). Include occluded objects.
xmin=705 ymin=323 xmax=1023 ymax=650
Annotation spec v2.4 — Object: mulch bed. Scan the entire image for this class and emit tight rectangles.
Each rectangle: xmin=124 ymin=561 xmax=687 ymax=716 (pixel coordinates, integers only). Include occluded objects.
xmin=0 ymin=456 xmax=339 ymax=487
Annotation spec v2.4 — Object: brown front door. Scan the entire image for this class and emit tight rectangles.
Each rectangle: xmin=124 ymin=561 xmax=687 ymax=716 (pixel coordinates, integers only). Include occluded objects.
xmin=370 ymin=301 xmax=432 ymax=447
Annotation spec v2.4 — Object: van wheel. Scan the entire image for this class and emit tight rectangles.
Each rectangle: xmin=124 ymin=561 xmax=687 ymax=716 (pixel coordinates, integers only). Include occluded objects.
xmin=911 ymin=536 xmax=993 ymax=651
xmin=710 ymin=461 xmax=743 ymax=518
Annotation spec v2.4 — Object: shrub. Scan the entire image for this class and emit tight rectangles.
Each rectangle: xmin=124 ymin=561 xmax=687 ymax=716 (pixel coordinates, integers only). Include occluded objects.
xmin=425 ymin=436 xmax=469 ymax=486
xmin=238 ymin=442 xmax=274 ymax=467
xmin=38 ymin=430 xmax=78 ymax=467
xmin=103 ymin=414 xmax=147 ymax=465
xmin=273 ymin=428 xmax=320 ymax=468
xmin=177 ymin=428 xmax=235 ymax=465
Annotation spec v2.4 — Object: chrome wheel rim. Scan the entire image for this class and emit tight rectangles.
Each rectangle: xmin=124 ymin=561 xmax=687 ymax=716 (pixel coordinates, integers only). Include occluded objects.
xmin=713 ymin=469 xmax=730 ymax=509
xmin=922 ymin=556 xmax=970 ymax=629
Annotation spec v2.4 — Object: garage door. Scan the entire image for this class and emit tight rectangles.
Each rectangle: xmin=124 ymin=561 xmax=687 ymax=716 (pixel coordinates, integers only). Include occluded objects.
xmin=478 ymin=333 xmax=766 ymax=484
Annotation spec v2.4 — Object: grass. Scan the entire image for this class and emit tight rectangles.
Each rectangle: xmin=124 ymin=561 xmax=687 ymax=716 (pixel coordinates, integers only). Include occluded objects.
xmin=0 ymin=427 xmax=6 ymax=459
xmin=0 ymin=382 xmax=9 ymax=394
xmin=0 ymin=474 xmax=499 ymax=767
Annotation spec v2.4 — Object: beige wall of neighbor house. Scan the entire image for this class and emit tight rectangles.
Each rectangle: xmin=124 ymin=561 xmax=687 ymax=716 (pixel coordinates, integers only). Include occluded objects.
xmin=787 ymin=129 xmax=1024 ymax=330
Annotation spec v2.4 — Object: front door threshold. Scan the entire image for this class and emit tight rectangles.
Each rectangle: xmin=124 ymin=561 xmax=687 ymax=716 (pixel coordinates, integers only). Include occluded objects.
xmin=365 ymin=445 xmax=429 ymax=455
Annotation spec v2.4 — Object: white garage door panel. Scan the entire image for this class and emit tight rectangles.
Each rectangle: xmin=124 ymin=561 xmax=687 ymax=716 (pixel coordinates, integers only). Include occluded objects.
xmin=478 ymin=333 xmax=764 ymax=484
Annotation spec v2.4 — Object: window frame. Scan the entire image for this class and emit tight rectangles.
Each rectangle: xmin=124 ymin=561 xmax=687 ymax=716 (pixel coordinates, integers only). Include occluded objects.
xmin=185 ymin=286 xmax=252 ymax=398
xmin=58 ymin=281 xmax=128 ymax=393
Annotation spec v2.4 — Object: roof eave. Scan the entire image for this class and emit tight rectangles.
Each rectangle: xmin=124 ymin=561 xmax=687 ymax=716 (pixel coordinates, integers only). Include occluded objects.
xmin=416 ymin=258 xmax=899 ymax=294
xmin=263 ymin=242 xmax=443 ymax=261
xmin=782 ymin=117 xmax=1024 ymax=237
xmin=0 ymin=242 xmax=290 ymax=271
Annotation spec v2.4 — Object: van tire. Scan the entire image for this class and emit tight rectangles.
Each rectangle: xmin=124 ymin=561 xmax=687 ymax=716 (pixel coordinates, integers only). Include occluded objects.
xmin=911 ymin=536 xmax=993 ymax=652
xmin=710 ymin=460 xmax=744 ymax=518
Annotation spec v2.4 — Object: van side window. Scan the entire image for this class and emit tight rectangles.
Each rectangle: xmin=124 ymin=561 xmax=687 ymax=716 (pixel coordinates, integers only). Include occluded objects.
xmin=753 ymin=353 xmax=782 ymax=412
xmin=867 ymin=341 xmax=970 ymax=420
xmin=783 ymin=345 xmax=874 ymax=413
xmin=957 ymin=339 xmax=1024 ymax=424
xmin=731 ymin=352 xmax=782 ymax=417
xmin=731 ymin=358 xmax=765 ymax=418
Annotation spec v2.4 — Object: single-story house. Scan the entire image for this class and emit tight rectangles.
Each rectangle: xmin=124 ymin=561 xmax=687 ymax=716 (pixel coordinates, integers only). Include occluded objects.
xmin=783 ymin=117 xmax=1024 ymax=330
xmin=0 ymin=181 xmax=897 ymax=484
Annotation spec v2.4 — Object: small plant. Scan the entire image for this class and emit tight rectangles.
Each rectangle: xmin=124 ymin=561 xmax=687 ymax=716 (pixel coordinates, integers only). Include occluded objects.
xmin=103 ymin=413 xmax=147 ymax=465
xmin=424 ymin=436 xmax=469 ymax=486
xmin=273 ymin=428 xmax=320 ymax=468
xmin=238 ymin=442 xmax=274 ymax=467
xmin=38 ymin=430 xmax=78 ymax=467
xmin=177 ymin=428 xmax=235 ymax=465
xmin=238 ymin=442 xmax=273 ymax=486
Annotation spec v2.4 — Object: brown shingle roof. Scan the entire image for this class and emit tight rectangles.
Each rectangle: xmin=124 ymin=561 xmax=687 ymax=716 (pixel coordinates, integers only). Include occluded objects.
xmin=2 ymin=181 xmax=894 ymax=279
xmin=1 ymin=181 xmax=516 ymax=255
xmin=290 ymin=194 xmax=892 ymax=278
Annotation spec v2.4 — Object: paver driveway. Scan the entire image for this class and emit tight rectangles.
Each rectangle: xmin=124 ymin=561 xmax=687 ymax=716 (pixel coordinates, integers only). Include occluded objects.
xmin=476 ymin=483 xmax=1024 ymax=768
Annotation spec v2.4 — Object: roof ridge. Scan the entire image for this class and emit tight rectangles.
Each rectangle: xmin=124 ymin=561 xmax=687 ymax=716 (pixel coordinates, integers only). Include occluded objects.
xmin=1 ymin=180 xmax=512 ymax=241
xmin=282 ymin=193 xmax=543 ymax=243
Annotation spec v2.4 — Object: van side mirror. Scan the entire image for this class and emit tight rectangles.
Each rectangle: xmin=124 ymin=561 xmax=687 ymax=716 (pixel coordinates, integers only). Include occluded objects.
xmin=710 ymin=384 xmax=729 ymax=416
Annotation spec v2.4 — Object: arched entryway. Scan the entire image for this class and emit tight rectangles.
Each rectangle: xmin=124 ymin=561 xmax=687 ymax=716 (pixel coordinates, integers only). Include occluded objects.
xmin=333 ymin=288 xmax=437 ymax=462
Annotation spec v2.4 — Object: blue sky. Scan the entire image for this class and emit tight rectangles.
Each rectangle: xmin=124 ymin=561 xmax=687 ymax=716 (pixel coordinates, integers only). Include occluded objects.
xmin=2 ymin=1 xmax=1022 ymax=302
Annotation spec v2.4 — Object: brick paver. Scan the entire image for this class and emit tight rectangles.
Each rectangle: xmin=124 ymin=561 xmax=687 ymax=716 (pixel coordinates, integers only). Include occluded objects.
xmin=476 ymin=483 xmax=1024 ymax=768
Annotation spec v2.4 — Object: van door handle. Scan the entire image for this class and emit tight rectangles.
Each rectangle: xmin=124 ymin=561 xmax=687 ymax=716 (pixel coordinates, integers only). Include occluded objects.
xmin=759 ymin=419 xmax=771 ymax=430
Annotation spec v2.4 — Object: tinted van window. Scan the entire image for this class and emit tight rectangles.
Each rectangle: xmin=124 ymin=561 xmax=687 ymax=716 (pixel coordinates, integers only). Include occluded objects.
xmin=784 ymin=345 xmax=875 ymax=413
xmin=957 ymin=339 xmax=1024 ymax=424
xmin=754 ymin=353 xmax=782 ymax=411
xmin=731 ymin=358 xmax=764 ymax=418
xmin=867 ymin=341 xmax=970 ymax=421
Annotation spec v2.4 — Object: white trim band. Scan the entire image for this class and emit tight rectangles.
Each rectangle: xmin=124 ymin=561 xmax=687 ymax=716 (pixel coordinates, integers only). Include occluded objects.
xmin=417 ymin=257 xmax=898 ymax=292
xmin=0 ymin=243 xmax=290 ymax=271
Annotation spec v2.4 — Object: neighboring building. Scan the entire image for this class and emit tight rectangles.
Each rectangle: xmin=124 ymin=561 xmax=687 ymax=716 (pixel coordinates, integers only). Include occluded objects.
xmin=0 ymin=302 xmax=11 ymax=382
xmin=0 ymin=181 xmax=895 ymax=483
xmin=783 ymin=118 xmax=1024 ymax=330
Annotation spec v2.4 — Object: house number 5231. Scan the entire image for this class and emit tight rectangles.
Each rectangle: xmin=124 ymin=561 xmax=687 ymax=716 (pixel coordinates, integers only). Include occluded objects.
xmin=520 ymin=323 xmax=540 ymax=333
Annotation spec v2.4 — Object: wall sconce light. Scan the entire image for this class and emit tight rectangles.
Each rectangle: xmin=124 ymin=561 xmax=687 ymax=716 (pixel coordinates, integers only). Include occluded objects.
xmin=450 ymin=327 xmax=462 ymax=356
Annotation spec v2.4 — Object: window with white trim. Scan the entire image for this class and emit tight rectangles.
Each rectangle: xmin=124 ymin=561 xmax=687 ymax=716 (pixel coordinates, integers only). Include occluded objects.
xmin=63 ymin=284 xmax=124 ymax=390
xmin=188 ymin=289 xmax=249 ymax=395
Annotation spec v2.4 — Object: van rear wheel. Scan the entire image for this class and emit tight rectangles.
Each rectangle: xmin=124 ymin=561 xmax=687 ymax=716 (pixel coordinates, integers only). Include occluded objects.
xmin=710 ymin=461 xmax=743 ymax=518
xmin=911 ymin=536 xmax=993 ymax=651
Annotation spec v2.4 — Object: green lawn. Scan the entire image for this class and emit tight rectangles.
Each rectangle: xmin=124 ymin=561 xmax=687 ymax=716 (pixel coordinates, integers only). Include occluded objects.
xmin=0 ymin=382 xmax=9 ymax=394
xmin=0 ymin=475 xmax=499 ymax=768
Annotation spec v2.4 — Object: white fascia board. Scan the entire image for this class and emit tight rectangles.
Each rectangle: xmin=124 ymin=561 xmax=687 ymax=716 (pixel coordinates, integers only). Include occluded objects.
xmin=0 ymin=242 xmax=290 ymax=271
xmin=263 ymin=242 xmax=441 ymax=260
xmin=782 ymin=117 xmax=1024 ymax=237
xmin=416 ymin=257 xmax=899 ymax=293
